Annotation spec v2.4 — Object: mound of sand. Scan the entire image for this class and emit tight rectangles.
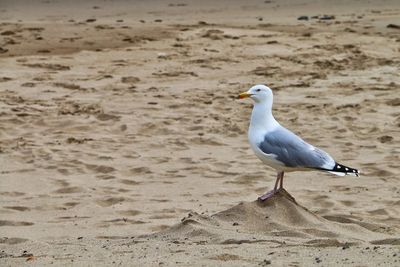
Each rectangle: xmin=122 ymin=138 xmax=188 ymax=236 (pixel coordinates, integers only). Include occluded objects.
xmin=147 ymin=189 xmax=398 ymax=247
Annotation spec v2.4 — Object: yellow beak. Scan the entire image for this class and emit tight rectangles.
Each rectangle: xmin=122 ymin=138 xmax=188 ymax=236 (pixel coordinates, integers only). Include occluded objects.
xmin=239 ymin=92 xmax=252 ymax=99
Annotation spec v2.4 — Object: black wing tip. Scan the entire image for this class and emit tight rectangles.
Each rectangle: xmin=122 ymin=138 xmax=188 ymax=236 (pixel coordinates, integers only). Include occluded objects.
xmin=333 ymin=163 xmax=360 ymax=177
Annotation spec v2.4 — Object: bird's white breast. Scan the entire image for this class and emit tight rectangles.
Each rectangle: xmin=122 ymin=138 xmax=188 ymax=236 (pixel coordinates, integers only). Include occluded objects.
xmin=246 ymin=101 xmax=288 ymax=171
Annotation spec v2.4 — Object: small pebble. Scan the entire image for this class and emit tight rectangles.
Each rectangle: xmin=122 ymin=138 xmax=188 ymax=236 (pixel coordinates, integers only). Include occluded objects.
xmin=298 ymin=16 xmax=309 ymax=21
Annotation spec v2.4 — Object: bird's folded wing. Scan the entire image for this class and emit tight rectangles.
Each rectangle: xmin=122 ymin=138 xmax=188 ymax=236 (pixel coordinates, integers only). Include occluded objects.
xmin=258 ymin=126 xmax=335 ymax=169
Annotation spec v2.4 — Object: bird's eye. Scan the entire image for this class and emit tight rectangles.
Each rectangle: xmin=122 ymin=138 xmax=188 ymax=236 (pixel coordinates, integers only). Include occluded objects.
xmin=256 ymin=89 xmax=261 ymax=92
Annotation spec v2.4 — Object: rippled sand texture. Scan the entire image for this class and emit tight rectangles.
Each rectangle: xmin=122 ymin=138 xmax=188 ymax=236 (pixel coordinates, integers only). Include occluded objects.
xmin=1 ymin=0 xmax=400 ymax=266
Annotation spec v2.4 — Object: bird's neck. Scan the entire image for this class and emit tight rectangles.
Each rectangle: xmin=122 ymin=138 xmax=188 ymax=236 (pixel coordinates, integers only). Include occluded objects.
xmin=250 ymin=102 xmax=279 ymax=132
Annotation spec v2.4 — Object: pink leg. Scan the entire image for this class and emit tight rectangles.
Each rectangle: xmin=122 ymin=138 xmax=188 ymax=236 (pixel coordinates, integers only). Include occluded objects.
xmin=279 ymin=172 xmax=284 ymax=189
xmin=258 ymin=171 xmax=284 ymax=201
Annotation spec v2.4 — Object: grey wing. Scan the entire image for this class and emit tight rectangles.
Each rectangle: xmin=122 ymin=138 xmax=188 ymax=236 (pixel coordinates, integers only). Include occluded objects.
xmin=258 ymin=127 xmax=334 ymax=169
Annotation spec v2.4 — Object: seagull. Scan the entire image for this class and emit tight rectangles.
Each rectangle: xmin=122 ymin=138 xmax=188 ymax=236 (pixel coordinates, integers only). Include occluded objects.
xmin=239 ymin=84 xmax=359 ymax=201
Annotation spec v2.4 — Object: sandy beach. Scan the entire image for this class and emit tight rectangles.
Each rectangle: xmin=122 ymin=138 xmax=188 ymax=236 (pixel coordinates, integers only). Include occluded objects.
xmin=1 ymin=0 xmax=400 ymax=265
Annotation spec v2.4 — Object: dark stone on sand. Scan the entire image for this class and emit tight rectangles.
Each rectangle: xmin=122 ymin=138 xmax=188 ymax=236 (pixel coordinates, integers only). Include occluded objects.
xmin=260 ymin=259 xmax=271 ymax=265
xmin=320 ymin=15 xmax=335 ymax=20
xmin=377 ymin=135 xmax=393 ymax=143
xmin=298 ymin=16 xmax=309 ymax=21
xmin=121 ymin=76 xmax=140 ymax=83
xmin=342 ymin=243 xmax=351 ymax=250
xmin=387 ymin=24 xmax=400 ymax=29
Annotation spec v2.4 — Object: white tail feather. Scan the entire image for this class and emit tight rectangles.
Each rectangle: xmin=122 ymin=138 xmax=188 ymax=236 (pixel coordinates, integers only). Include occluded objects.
xmin=328 ymin=171 xmax=346 ymax=176
xmin=328 ymin=171 xmax=359 ymax=177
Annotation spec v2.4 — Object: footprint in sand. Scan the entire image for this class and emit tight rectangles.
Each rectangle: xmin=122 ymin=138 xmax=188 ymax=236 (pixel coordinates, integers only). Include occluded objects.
xmin=57 ymin=168 xmax=70 ymax=175
xmin=0 ymin=237 xmax=29 ymax=244
xmin=148 ymin=213 xmax=177 ymax=219
xmin=52 ymin=179 xmax=69 ymax=187
xmin=119 ymin=179 xmax=142 ymax=186
xmin=152 ymin=71 xmax=198 ymax=78
xmin=96 ymin=197 xmax=125 ymax=207
xmin=121 ymin=76 xmax=140 ymax=83
xmin=53 ymin=186 xmax=83 ymax=194
xmin=66 ymin=137 xmax=93 ymax=144
xmin=96 ymin=113 xmax=120 ymax=121
xmin=128 ymin=167 xmax=152 ymax=175
xmin=53 ymin=82 xmax=88 ymax=91
xmin=21 ymin=82 xmax=35 ymax=87
xmin=368 ymin=167 xmax=393 ymax=177
xmin=340 ymin=200 xmax=355 ymax=207
xmin=99 ymin=218 xmax=146 ymax=227
xmin=117 ymin=210 xmax=141 ymax=216
xmin=3 ymin=206 xmax=31 ymax=211
xmin=58 ymin=102 xmax=102 ymax=115
xmin=0 ymin=220 xmax=34 ymax=226
xmin=86 ymin=164 xmax=116 ymax=174
xmin=63 ymin=202 xmax=80 ymax=208
xmin=96 ymin=174 xmax=116 ymax=180
xmin=23 ymin=63 xmax=70 ymax=71
xmin=201 ymin=29 xmax=225 ymax=40
xmin=0 ymin=191 xmax=25 ymax=197
xmin=0 ymin=77 xmax=12 ymax=82
xmin=386 ymin=98 xmax=400 ymax=106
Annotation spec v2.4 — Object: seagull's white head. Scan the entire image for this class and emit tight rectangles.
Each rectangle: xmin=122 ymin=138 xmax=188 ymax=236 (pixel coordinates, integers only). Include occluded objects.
xmin=239 ymin=84 xmax=273 ymax=104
